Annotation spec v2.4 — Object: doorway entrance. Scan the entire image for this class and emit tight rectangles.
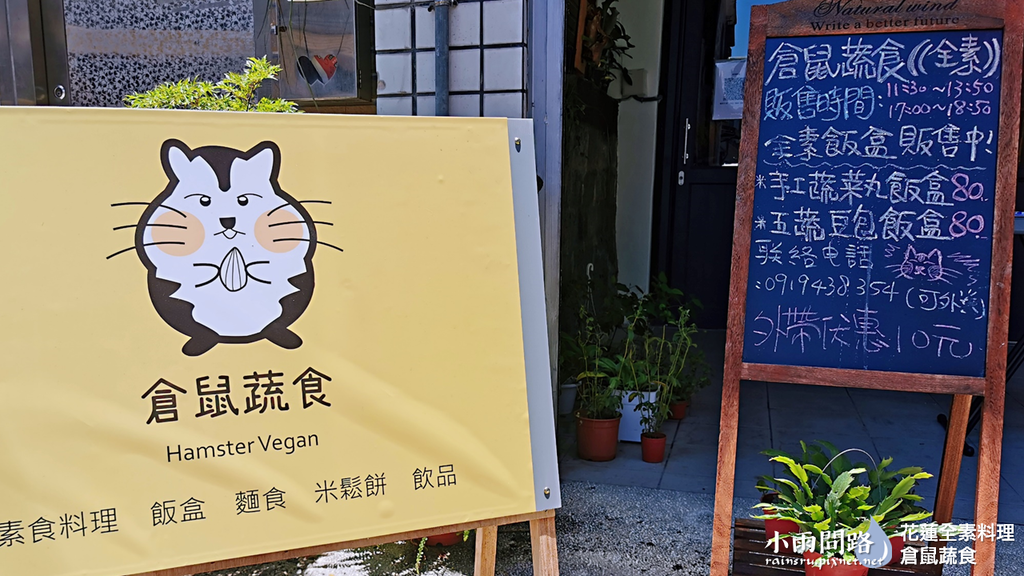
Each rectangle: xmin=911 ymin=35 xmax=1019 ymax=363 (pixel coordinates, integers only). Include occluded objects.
xmin=651 ymin=0 xmax=739 ymax=329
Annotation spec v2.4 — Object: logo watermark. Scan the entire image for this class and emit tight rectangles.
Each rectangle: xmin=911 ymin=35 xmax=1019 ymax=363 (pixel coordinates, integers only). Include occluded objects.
xmin=766 ymin=522 xmax=1014 ymax=567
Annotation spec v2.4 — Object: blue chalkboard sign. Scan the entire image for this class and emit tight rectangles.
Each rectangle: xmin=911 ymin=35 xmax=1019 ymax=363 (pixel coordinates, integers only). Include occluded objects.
xmin=742 ymin=30 xmax=1003 ymax=377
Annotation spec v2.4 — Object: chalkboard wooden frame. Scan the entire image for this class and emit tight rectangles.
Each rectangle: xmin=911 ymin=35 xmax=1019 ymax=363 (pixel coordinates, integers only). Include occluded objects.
xmin=711 ymin=2 xmax=1024 ymax=576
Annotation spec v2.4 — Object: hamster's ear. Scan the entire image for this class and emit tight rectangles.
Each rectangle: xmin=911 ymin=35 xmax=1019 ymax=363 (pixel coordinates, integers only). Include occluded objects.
xmin=161 ymin=139 xmax=193 ymax=181
xmin=244 ymin=141 xmax=281 ymax=181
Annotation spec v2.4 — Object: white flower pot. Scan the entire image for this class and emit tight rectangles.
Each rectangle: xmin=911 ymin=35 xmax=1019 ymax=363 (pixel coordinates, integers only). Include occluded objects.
xmin=558 ymin=381 xmax=578 ymax=416
xmin=616 ymin=390 xmax=657 ymax=442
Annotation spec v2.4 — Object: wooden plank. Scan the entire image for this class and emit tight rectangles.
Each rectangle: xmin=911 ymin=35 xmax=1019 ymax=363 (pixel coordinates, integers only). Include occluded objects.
xmin=529 ymin=512 xmax=560 ymax=576
xmin=733 ymin=550 xmax=804 ymax=575
xmin=717 ymin=2 xmax=1024 ymax=575
xmin=934 ymin=394 xmax=973 ymax=524
xmin=129 ymin=509 xmax=554 ymax=576
xmin=473 ymin=525 xmax=499 ymax=576
xmin=712 ymin=5 xmax=768 ymax=574
xmin=711 ymin=367 xmax=742 ymax=576
xmin=764 ymin=6 xmax=1004 ymax=37
xmin=741 ymin=364 xmax=986 ymax=396
xmin=974 ymin=1 xmax=1024 ymax=573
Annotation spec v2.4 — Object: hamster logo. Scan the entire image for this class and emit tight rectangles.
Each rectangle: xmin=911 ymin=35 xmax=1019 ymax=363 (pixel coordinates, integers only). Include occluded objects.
xmin=109 ymin=140 xmax=342 ymax=356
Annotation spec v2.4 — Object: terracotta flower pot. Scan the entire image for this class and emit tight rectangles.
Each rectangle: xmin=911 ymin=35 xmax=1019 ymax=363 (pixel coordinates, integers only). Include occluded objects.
xmin=424 ymin=532 xmax=462 ymax=546
xmin=802 ymin=552 xmax=868 ymax=576
xmin=764 ymin=516 xmax=800 ymax=552
xmin=576 ymin=414 xmax=621 ymax=461
xmin=668 ymin=401 xmax=689 ymax=420
xmin=640 ymin=432 xmax=667 ymax=463
xmin=888 ymin=535 xmax=904 ymax=565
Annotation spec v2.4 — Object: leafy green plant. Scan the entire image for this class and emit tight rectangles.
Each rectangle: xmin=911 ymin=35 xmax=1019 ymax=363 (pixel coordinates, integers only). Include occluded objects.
xmin=414 ymin=536 xmax=427 ymax=574
xmin=753 ymin=441 xmax=933 ymax=563
xmin=124 ymin=56 xmax=299 ymax=113
xmin=635 ymin=384 xmax=672 ymax=436
xmin=562 ymin=271 xmax=709 ymax=423
xmin=572 ymin=301 xmax=623 ymax=420
xmin=631 ymin=305 xmax=704 ymax=434
xmin=579 ymin=0 xmax=635 ymax=90
xmin=412 ymin=531 xmax=472 ymax=574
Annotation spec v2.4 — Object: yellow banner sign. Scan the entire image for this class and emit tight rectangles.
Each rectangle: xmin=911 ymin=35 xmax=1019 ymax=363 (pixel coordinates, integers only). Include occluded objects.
xmin=0 ymin=109 xmax=558 ymax=575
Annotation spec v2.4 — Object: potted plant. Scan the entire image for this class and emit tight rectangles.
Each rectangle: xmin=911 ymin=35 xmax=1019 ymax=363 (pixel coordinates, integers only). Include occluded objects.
xmin=573 ymin=304 xmax=623 ymax=462
xmin=563 ymin=272 xmax=709 ymax=455
xmin=662 ymin=308 xmax=710 ymax=421
xmin=635 ymin=380 xmax=672 ymax=463
xmin=754 ymin=441 xmax=933 ymax=574
xmin=758 ymin=491 xmax=800 ymax=552
xmin=638 ymin=274 xmax=709 ymax=420
xmin=604 ymin=295 xmax=656 ymax=443
xmin=629 ymin=303 xmax=707 ymax=462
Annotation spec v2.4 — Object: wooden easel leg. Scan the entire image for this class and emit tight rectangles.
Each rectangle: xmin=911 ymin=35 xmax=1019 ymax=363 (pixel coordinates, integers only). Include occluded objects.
xmin=529 ymin=512 xmax=559 ymax=576
xmin=973 ymin=384 xmax=1006 ymax=576
xmin=473 ymin=525 xmax=498 ymax=576
xmin=710 ymin=370 xmax=741 ymax=576
xmin=934 ymin=394 xmax=972 ymax=524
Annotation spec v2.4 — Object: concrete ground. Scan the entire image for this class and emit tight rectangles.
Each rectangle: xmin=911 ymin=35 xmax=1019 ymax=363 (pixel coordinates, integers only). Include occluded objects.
xmin=561 ymin=330 xmax=1024 ymax=524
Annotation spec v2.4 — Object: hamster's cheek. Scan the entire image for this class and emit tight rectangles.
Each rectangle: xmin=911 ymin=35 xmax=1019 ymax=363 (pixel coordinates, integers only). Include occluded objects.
xmin=151 ymin=211 xmax=205 ymax=256
xmin=256 ymin=209 xmax=304 ymax=253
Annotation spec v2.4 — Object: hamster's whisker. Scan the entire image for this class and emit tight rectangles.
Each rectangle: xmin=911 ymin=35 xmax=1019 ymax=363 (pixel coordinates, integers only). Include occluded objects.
xmin=113 ymin=223 xmax=189 ymax=231
xmin=245 ymin=261 xmax=272 ymax=285
xmin=268 ymin=200 xmax=332 ymax=217
xmin=160 ymin=204 xmax=187 ymax=218
xmin=192 ymin=263 xmax=220 ymax=288
xmin=273 ymin=238 xmax=344 ymax=253
xmin=267 ymin=220 xmax=334 ymax=228
xmin=267 ymin=202 xmax=289 ymax=216
xmin=106 ymin=241 xmax=185 ymax=260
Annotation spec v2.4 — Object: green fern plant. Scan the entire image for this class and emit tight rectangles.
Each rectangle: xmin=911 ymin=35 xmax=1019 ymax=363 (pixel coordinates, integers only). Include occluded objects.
xmin=753 ymin=441 xmax=933 ymax=563
xmin=124 ymin=56 xmax=299 ymax=113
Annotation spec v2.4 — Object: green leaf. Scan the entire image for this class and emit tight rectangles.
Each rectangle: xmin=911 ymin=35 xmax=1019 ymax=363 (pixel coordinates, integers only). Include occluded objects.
xmin=823 ymin=468 xmax=864 ymax=519
xmin=898 ymin=512 xmax=933 ymax=523
xmin=895 ymin=467 xmax=924 ymax=476
xmin=124 ymin=57 xmax=299 ymax=113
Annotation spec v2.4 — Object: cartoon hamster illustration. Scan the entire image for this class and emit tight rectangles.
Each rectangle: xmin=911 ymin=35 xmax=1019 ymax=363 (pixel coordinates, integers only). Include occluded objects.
xmin=123 ymin=139 xmax=337 ymax=356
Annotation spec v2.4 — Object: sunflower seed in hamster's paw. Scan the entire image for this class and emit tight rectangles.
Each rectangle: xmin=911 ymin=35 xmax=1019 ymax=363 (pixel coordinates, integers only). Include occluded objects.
xmin=219 ymin=248 xmax=248 ymax=292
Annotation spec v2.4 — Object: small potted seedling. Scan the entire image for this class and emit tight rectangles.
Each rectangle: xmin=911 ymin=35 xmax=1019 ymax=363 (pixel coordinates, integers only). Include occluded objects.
xmin=635 ymin=381 xmax=673 ymax=463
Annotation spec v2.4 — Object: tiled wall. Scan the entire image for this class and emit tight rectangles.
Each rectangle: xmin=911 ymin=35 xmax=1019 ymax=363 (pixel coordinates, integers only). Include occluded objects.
xmin=61 ymin=0 xmax=527 ymax=116
xmin=374 ymin=0 xmax=527 ymax=118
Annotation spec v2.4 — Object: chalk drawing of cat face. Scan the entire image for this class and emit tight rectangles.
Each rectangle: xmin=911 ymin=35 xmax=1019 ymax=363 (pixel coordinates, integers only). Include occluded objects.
xmin=899 ymin=246 xmax=946 ymax=282
xmin=123 ymin=139 xmax=338 ymax=356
